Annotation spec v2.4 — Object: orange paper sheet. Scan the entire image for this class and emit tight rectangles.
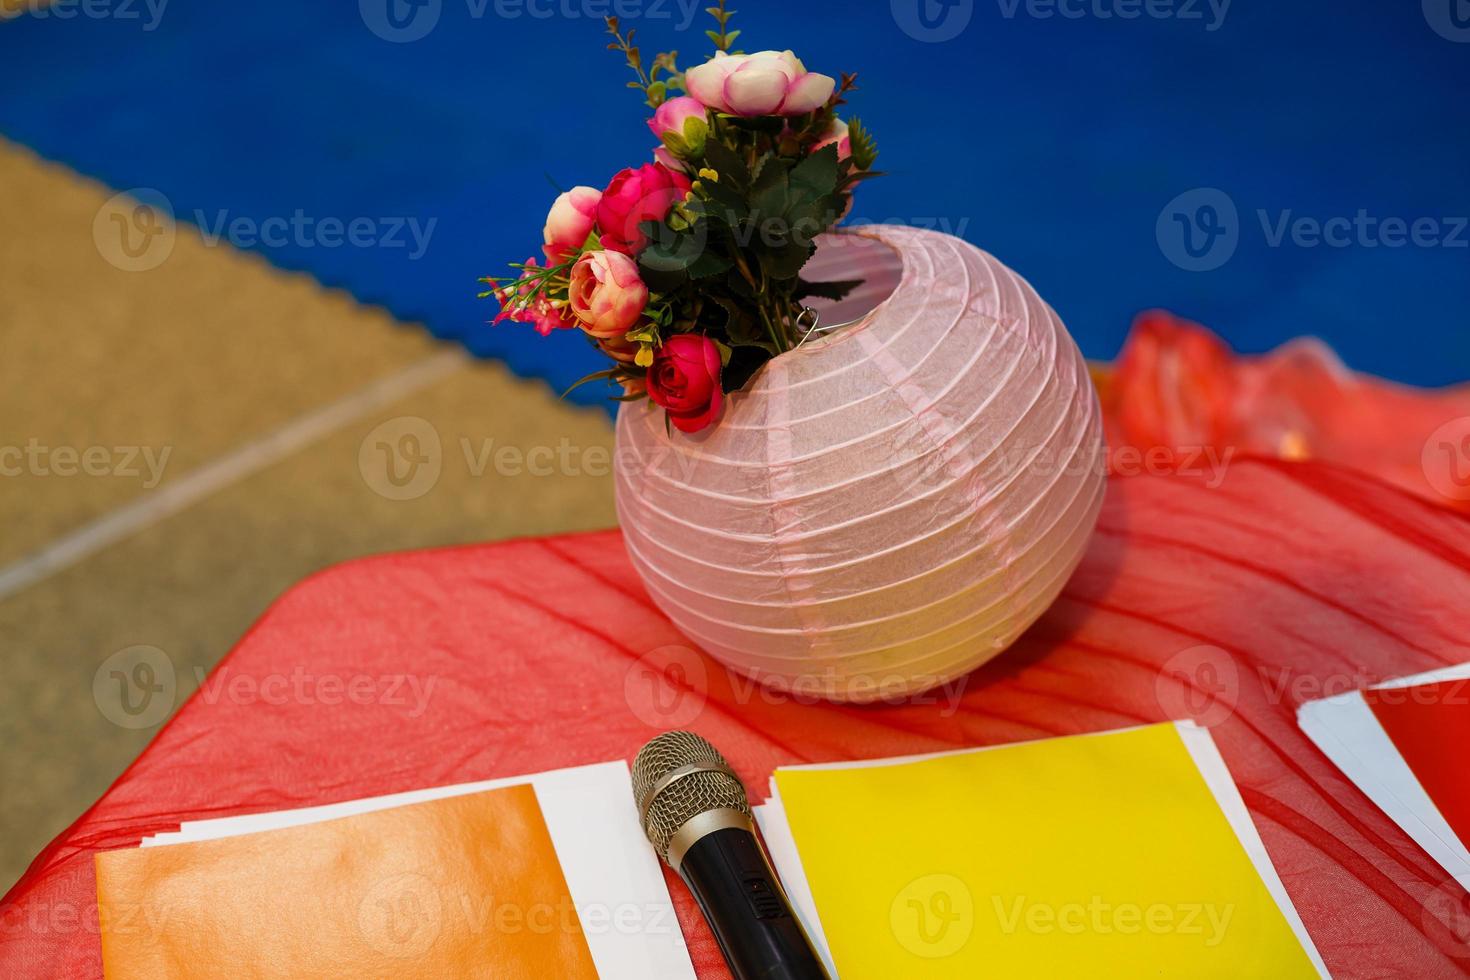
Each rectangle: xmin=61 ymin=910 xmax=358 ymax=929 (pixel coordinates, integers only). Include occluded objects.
xmin=95 ymin=783 xmax=598 ymax=979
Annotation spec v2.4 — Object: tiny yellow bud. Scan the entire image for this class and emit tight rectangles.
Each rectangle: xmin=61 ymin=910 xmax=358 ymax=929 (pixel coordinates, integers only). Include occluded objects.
xmin=635 ymin=345 xmax=655 ymax=368
xmin=697 ymin=168 xmax=719 ymax=183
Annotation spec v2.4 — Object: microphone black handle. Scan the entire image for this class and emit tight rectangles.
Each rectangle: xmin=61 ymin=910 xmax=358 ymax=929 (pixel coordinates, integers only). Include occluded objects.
xmin=676 ymin=825 xmax=831 ymax=980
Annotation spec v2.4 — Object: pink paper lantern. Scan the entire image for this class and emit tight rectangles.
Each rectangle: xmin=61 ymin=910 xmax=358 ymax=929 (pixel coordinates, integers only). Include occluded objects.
xmin=615 ymin=225 xmax=1107 ymax=703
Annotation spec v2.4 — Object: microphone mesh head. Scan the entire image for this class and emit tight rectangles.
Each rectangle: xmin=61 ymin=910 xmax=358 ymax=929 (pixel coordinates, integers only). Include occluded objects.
xmin=632 ymin=731 xmax=750 ymax=862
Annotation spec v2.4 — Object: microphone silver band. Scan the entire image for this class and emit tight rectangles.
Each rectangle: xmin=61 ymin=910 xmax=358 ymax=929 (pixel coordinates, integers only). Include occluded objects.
xmin=637 ymin=760 xmax=741 ymax=826
xmin=665 ymin=808 xmax=754 ymax=873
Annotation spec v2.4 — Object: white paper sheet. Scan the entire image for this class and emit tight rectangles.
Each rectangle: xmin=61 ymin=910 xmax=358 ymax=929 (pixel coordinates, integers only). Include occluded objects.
xmin=140 ymin=761 xmax=695 ymax=980
xmin=1297 ymin=663 xmax=1470 ymax=889
xmin=753 ymin=722 xmax=1329 ymax=979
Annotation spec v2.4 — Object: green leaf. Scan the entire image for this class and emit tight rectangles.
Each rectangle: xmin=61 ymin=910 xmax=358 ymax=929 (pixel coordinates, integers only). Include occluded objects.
xmin=701 ymin=139 xmax=750 ymax=189
xmin=760 ymin=239 xmax=816 ymax=281
xmin=612 ymin=389 xmax=650 ymax=403
xmin=848 ymin=117 xmax=879 ymax=172
xmin=724 ymin=267 xmax=758 ymax=300
xmin=749 ymin=151 xmax=775 ymax=185
xmin=560 ymin=368 xmax=618 ymax=400
xmin=789 ymin=143 xmax=840 ymax=201
xmin=687 ymin=250 xmax=733 ymax=280
xmin=749 ymin=156 xmax=789 ymax=222
xmin=699 ymin=179 xmax=749 ymax=224
xmin=721 ymin=343 xmax=773 ymax=393
xmin=681 ymin=116 xmax=709 ymax=155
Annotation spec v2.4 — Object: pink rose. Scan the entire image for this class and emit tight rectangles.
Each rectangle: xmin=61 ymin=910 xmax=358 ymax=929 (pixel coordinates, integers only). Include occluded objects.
xmin=568 ymin=250 xmax=648 ymax=339
xmin=813 ymin=118 xmax=851 ymax=161
xmin=542 ymin=186 xmax=601 ymax=263
xmin=685 ymin=50 xmax=835 ymax=117
xmin=653 ymin=146 xmax=689 ymax=174
xmin=596 ymin=163 xmax=692 ymax=255
xmin=647 ymin=96 xmax=707 ymax=141
xmin=647 ymin=334 xmax=723 ymax=433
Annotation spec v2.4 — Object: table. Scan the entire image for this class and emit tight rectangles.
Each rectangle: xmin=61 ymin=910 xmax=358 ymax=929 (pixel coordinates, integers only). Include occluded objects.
xmin=3 ymin=454 xmax=1469 ymax=977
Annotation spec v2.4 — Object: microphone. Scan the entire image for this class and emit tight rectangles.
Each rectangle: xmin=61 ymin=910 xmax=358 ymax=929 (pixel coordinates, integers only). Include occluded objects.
xmin=631 ymin=731 xmax=831 ymax=980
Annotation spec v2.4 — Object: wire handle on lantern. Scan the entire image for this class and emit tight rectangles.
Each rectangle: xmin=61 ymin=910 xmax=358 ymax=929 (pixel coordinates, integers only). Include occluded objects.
xmin=794 ymin=307 xmax=841 ymax=349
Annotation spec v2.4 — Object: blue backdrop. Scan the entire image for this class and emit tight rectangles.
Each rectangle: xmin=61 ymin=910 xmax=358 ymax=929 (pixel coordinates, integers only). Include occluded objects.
xmin=2 ymin=0 xmax=1466 ymax=406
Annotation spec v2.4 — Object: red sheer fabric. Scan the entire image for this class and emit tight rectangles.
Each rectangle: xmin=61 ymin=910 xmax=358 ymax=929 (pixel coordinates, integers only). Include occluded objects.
xmin=4 ymin=319 xmax=1469 ymax=979
xmin=1099 ymin=311 xmax=1470 ymax=512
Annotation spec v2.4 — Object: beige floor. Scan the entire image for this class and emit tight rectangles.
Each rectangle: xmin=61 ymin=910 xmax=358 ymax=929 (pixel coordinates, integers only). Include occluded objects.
xmin=0 ymin=139 xmax=618 ymax=893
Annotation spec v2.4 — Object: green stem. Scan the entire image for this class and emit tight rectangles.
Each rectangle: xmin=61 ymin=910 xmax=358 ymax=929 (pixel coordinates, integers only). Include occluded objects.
xmin=758 ymin=306 xmax=785 ymax=353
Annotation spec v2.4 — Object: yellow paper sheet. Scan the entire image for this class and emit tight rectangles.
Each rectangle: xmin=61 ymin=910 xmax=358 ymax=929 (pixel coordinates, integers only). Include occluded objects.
xmin=773 ymin=724 xmax=1317 ymax=979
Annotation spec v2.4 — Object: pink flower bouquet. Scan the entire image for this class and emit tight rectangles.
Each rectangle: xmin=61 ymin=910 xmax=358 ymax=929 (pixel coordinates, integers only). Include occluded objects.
xmin=481 ymin=3 xmax=880 ymax=433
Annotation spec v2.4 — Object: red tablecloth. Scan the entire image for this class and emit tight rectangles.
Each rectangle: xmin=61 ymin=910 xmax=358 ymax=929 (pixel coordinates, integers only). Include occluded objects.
xmin=6 ymin=316 xmax=1470 ymax=977
xmin=4 ymin=457 xmax=1470 ymax=978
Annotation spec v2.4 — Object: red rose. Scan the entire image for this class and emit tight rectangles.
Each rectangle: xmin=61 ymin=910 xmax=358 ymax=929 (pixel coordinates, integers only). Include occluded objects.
xmin=596 ymin=163 xmax=692 ymax=255
xmin=647 ymin=334 xmax=723 ymax=433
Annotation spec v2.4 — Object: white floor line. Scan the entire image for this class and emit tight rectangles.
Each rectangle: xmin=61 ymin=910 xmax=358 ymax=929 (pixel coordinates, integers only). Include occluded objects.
xmin=0 ymin=348 xmax=468 ymax=603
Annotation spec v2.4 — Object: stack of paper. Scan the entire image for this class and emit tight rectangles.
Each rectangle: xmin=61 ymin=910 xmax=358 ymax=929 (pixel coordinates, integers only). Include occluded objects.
xmin=754 ymin=722 xmax=1327 ymax=978
xmin=95 ymin=762 xmax=696 ymax=979
xmin=1298 ymin=662 xmax=1470 ymax=889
